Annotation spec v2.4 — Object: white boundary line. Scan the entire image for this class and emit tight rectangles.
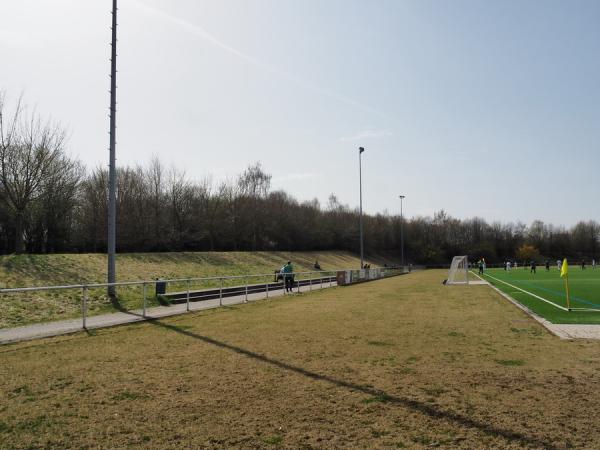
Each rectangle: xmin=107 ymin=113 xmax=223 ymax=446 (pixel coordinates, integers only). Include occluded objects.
xmin=476 ymin=271 xmax=569 ymax=311
xmin=469 ymin=271 xmax=600 ymax=339
xmin=468 ymin=271 xmax=570 ymax=339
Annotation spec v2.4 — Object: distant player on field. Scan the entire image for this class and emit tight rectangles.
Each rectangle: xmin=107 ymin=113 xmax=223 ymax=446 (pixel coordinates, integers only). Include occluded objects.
xmin=507 ymin=260 xmax=512 ymax=271
xmin=581 ymin=260 xmax=586 ymax=270
xmin=530 ymin=260 xmax=537 ymax=274
xmin=557 ymin=259 xmax=562 ymax=271
xmin=593 ymin=259 xmax=597 ymax=270
xmin=545 ymin=260 xmax=550 ymax=271
xmin=478 ymin=258 xmax=484 ymax=275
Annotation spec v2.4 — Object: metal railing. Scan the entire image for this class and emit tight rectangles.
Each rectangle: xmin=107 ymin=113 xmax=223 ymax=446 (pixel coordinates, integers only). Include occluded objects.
xmin=0 ymin=267 xmax=406 ymax=332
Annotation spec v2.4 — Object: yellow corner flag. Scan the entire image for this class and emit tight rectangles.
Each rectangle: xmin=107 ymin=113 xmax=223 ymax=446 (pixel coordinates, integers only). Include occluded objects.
xmin=560 ymin=258 xmax=569 ymax=278
xmin=561 ymin=258 xmax=571 ymax=310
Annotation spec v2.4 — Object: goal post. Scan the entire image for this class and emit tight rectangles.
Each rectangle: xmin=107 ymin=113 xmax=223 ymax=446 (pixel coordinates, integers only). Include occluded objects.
xmin=446 ymin=256 xmax=469 ymax=285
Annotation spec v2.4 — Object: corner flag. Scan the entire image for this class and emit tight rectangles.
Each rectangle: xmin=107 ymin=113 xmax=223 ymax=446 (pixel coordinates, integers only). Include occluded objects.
xmin=561 ymin=258 xmax=571 ymax=311
xmin=560 ymin=258 xmax=569 ymax=278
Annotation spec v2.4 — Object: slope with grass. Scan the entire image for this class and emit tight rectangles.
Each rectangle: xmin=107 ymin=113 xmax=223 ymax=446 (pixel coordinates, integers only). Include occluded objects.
xmin=481 ymin=267 xmax=600 ymax=324
xmin=0 ymin=251 xmax=398 ymax=288
xmin=0 ymin=251 xmax=396 ymax=328
xmin=1 ymin=270 xmax=599 ymax=449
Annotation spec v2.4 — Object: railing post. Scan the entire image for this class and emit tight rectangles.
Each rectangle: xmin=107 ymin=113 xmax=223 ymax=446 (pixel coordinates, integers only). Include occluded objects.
xmin=245 ymin=277 xmax=248 ymax=303
xmin=142 ymin=282 xmax=147 ymax=318
xmin=330 ymin=272 xmax=333 ymax=287
xmin=186 ymin=279 xmax=190 ymax=312
xmin=309 ymin=274 xmax=312 ymax=291
xmin=297 ymin=274 xmax=300 ymax=293
xmin=266 ymin=278 xmax=269 ymax=298
xmin=320 ymin=274 xmax=323 ymax=289
xmin=82 ymin=285 xmax=88 ymax=329
xmin=219 ymin=278 xmax=223 ymax=306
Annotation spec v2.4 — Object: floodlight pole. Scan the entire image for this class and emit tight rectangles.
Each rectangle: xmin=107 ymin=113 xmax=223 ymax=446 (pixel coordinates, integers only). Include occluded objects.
xmin=359 ymin=147 xmax=365 ymax=269
xmin=107 ymin=0 xmax=118 ymax=298
xmin=399 ymin=195 xmax=405 ymax=268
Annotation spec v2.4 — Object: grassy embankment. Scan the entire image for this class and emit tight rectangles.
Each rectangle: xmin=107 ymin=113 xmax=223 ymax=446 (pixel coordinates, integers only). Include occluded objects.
xmin=1 ymin=269 xmax=599 ymax=449
xmin=0 ymin=251 xmax=395 ymax=328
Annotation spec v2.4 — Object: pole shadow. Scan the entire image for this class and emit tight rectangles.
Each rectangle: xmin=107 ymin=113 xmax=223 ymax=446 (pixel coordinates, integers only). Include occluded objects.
xmin=144 ymin=318 xmax=558 ymax=450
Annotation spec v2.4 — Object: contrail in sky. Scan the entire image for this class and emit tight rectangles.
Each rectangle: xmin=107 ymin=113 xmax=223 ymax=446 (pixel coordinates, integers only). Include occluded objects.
xmin=130 ymin=0 xmax=388 ymax=119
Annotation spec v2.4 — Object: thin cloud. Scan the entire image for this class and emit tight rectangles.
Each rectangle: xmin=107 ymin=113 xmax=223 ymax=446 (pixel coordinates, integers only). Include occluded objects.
xmin=339 ymin=128 xmax=393 ymax=142
xmin=130 ymin=0 xmax=388 ymax=118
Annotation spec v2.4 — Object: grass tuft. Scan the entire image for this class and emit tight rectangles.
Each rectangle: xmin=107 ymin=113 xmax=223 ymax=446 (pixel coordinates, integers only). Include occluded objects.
xmin=494 ymin=359 xmax=525 ymax=366
xmin=367 ymin=340 xmax=394 ymax=346
xmin=420 ymin=386 xmax=448 ymax=397
xmin=263 ymin=434 xmax=283 ymax=445
xmin=111 ymin=391 xmax=151 ymax=401
xmin=0 ymin=421 xmax=10 ymax=433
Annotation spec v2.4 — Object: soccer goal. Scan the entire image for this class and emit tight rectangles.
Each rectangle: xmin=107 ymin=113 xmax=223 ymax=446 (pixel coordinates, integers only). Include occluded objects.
xmin=446 ymin=256 xmax=469 ymax=285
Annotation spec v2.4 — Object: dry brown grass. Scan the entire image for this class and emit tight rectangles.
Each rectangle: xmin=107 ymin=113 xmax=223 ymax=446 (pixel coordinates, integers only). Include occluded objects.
xmin=0 ymin=251 xmax=391 ymax=288
xmin=1 ymin=270 xmax=599 ymax=449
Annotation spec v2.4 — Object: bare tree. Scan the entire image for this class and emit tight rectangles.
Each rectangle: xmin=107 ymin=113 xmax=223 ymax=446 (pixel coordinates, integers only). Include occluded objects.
xmin=237 ymin=162 xmax=272 ymax=249
xmin=31 ymin=153 xmax=84 ymax=252
xmin=75 ymin=167 xmax=108 ymax=252
xmin=147 ymin=156 xmax=166 ymax=245
xmin=0 ymin=93 xmax=68 ymax=253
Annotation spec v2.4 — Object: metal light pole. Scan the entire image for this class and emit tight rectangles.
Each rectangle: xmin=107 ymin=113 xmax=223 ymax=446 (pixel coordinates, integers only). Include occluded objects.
xmin=359 ymin=147 xmax=365 ymax=269
xmin=107 ymin=0 xmax=118 ymax=298
xmin=399 ymin=195 xmax=405 ymax=268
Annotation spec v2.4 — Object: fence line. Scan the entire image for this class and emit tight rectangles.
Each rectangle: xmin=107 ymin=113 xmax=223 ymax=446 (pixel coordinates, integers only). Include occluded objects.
xmin=0 ymin=268 xmax=400 ymax=293
xmin=0 ymin=267 xmax=407 ymax=334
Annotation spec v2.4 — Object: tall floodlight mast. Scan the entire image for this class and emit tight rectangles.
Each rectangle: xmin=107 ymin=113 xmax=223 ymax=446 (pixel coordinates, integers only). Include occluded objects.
xmin=358 ymin=147 xmax=365 ymax=269
xmin=107 ymin=0 xmax=118 ymax=298
xmin=399 ymin=195 xmax=405 ymax=268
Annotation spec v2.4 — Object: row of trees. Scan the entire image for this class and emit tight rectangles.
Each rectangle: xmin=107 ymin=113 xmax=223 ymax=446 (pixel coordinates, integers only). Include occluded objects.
xmin=1 ymin=94 xmax=598 ymax=261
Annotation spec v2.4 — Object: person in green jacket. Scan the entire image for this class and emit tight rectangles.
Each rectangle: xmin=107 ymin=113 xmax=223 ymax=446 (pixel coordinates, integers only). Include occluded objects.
xmin=283 ymin=261 xmax=294 ymax=292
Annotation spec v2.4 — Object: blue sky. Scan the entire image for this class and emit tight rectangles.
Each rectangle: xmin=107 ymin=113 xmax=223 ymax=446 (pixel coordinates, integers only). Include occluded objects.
xmin=1 ymin=0 xmax=598 ymax=226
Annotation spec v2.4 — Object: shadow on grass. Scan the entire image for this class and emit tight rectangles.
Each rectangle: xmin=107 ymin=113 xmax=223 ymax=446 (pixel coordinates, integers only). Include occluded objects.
xmin=144 ymin=318 xmax=557 ymax=450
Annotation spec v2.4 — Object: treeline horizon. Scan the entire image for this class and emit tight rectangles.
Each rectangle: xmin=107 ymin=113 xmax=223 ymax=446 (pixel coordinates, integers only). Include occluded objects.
xmin=1 ymin=94 xmax=598 ymax=262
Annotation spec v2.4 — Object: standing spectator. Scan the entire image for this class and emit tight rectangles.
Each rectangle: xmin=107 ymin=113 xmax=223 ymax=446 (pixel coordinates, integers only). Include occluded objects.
xmin=478 ymin=258 xmax=484 ymax=275
xmin=283 ymin=261 xmax=294 ymax=292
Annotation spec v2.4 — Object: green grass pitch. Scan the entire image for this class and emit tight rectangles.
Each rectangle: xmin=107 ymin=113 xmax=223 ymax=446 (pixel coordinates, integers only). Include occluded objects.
xmin=478 ymin=266 xmax=600 ymax=324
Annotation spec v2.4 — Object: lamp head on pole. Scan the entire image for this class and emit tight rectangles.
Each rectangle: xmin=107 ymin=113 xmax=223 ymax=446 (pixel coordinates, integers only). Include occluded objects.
xmin=399 ymin=195 xmax=405 ymax=200
xmin=359 ymin=147 xmax=365 ymax=154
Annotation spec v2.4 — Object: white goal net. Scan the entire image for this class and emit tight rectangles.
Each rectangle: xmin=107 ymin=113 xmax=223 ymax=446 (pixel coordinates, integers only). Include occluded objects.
xmin=446 ymin=256 xmax=469 ymax=285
